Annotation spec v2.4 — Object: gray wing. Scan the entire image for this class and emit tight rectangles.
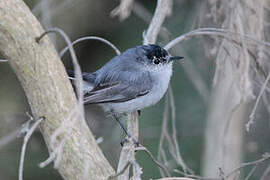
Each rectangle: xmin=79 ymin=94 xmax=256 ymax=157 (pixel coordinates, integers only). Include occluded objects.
xmin=84 ymin=71 xmax=152 ymax=104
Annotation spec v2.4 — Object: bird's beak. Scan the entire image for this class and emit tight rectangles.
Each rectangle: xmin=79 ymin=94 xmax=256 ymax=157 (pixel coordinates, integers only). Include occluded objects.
xmin=168 ymin=56 xmax=184 ymax=62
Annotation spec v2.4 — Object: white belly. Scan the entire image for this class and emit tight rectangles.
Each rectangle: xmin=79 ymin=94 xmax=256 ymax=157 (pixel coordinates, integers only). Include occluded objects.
xmin=103 ymin=64 xmax=172 ymax=113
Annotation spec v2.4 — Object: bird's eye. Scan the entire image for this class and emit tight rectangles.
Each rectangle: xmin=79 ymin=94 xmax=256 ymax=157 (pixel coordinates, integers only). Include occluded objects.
xmin=154 ymin=59 xmax=160 ymax=64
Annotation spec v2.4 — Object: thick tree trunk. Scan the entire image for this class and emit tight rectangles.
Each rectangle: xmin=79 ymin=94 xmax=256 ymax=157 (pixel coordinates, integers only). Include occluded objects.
xmin=202 ymin=0 xmax=266 ymax=178
xmin=0 ymin=0 xmax=115 ymax=179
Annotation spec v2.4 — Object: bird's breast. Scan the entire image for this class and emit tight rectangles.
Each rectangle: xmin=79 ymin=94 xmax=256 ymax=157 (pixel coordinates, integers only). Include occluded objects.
xmin=148 ymin=65 xmax=173 ymax=105
xmin=102 ymin=65 xmax=173 ymax=113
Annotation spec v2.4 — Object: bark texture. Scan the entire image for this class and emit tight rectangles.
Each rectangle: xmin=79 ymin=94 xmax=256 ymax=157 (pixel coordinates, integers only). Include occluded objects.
xmin=201 ymin=0 xmax=266 ymax=178
xmin=0 ymin=0 xmax=114 ymax=179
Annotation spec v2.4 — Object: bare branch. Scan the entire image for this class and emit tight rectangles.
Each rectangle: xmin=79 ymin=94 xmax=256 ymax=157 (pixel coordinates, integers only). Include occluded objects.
xmin=260 ymin=164 xmax=270 ymax=180
xmin=226 ymin=153 xmax=270 ymax=178
xmin=247 ymin=73 xmax=270 ymax=131
xmin=175 ymin=153 xmax=270 ymax=180
xmin=39 ymin=139 xmax=65 ymax=168
xmin=0 ymin=1 xmax=115 ymax=179
xmin=158 ymin=93 xmax=170 ymax=177
xmin=174 ymin=169 xmax=218 ymax=180
xmin=244 ymin=165 xmax=257 ymax=180
xmin=116 ymin=1 xmax=173 ymax=177
xmin=143 ymin=0 xmax=172 ymax=44
xmin=19 ymin=116 xmax=44 ymax=180
xmin=158 ymin=88 xmax=192 ymax=176
xmin=59 ymin=36 xmax=121 ymax=58
xmin=164 ymin=28 xmax=270 ymax=50
xmin=135 ymin=145 xmax=171 ymax=177
xmin=117 ymin=112 xmax=140 ymax=180
xmin=108 ymin=161 xmax=131 ymax=180
xmin=168 ymin=86 xmax=191 ymax=174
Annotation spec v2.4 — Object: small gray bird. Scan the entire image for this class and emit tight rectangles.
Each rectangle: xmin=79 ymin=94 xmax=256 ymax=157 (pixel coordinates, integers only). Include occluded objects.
xmin=67 ymin=44 xmax=182 ymax=143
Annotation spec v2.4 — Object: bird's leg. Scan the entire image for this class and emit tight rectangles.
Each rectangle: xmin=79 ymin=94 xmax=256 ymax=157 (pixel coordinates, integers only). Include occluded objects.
xmin=137 ymin=110 xmax=141 ymax=116
xmin=112 ymin=113 xmax=139 ymax=147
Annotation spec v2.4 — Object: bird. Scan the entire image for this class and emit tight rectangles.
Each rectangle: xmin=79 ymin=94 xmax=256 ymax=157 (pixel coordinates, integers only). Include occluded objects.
xmin=67 ymin=44 xmax=183 ymax=145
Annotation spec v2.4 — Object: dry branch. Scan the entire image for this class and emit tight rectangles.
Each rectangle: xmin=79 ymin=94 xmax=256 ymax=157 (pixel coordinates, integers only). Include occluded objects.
xmin=143 ymin=0 xmax=172 ymax=44
xmin=201 ymin=0 xmax=266 ymax=178
xmin=59 ymin=36 xmax=121 ymax=57
xmin=0 ymin=0 xmax=114 ymax=179
xmin=116 ymin=0 xmax=173 ymax=179
xmin=117 ymin=112 xmax=140 ymax=180
xmin=19 ymin=116 xmax=44 ymax=180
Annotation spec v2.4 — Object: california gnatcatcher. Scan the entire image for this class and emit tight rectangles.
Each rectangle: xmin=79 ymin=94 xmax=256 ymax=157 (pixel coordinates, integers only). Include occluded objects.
xmin=67 ymin=44 xmax=183 ymax=144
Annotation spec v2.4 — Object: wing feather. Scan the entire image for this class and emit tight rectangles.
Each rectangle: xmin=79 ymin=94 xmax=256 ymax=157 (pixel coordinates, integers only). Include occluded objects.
xmin=83 ymin=71 xmax=152 ymax=104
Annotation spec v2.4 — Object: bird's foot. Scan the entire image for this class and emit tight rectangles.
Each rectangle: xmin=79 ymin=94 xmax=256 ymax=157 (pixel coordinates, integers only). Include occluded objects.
xmin=120 ymin=135 xmax=139 ymax=147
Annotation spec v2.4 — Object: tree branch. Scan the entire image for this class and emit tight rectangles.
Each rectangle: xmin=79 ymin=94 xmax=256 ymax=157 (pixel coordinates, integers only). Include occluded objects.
xmin=143 ymin=0 xmax=172 ymax=44
xmin=0 ymin=0 xmax=115 ymax=179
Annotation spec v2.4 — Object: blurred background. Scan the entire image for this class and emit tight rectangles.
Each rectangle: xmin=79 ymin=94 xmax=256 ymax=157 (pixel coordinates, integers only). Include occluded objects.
xmin=0 ymin=0 xmax=270 ymax=180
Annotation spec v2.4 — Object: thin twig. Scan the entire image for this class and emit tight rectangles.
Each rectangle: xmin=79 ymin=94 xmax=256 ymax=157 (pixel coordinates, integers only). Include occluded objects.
xmin=40 ymin=0 xmax=56 ymax=45
xmin=244 ymin=165 xmax=257 ymax=180
xmin=38 ymin=107 xmax=79 ymax=169
xmin=36 ymin=28 xmax=84 ymax=114
xmin=52 ymin=139 xmax=66 ymax=169
xmin=168 ymin=86 xmax=192 ymax=174
xmin=59 ymin=36 xmax=121 ymax=58
xmin=108 ymin=161 xmax=131 ymax=180
xmin=39 ymin=150 xmax=57 ymax=168
xmin=158 ymin=93 xmax=170 ymax=177
xmin=159 ymin=91 xmax=186 ymax=175
xmin=135 ymin=145 xmax=171 ymax=177
xmin=260 ymin=163 xmax=270 ymax=180
xmin=39 ymin=139 xmax=65 ymax=168
xmin=225 ymin=153 xmax=270 ymax=178
xmin=247 ymin=73 xmax=270 ymax=131
xmin=174 ymin=169 xmax=218 ymax=180
xmin=158 ymin=89 xmax=193 ymax=176
xmin=0 ymin=59 xmax=8 ymax=62
xmin=164 ymin=28 xmax=270 ymax=50
xmin=18 ymin=116 xmax=44 ymax=180
xmin=173 ymin=149 xmax=270 ymax=179
xmin=38 ymin=109 xmax=78 ymax=168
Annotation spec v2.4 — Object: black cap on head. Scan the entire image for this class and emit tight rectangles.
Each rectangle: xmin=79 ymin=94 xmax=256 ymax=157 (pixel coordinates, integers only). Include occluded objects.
xmin=143 ymin=44 xmax=168 ymax=60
